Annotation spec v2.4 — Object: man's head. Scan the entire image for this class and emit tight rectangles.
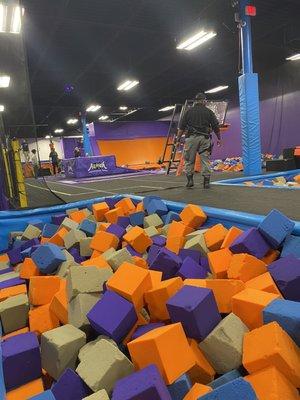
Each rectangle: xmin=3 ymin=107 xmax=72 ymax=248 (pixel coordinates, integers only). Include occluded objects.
xmin=31 ymin=149 xmax=36 ymax=154
xmin=195 ymin=92 xmax=207 ymax=105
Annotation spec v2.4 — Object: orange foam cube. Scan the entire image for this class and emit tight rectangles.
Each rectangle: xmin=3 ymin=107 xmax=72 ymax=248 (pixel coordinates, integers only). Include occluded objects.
xmin=136 ymin=202 xmax=144 ymax=212
xmin=92 ymin=201 xmax=110 ymax=221
xmin=49 ymin=280 xmax=68 ymax=324
xmin=245 ymin=272 xmax=282 ymax=296
xmin=19 ymin=258 xmax=41 ymax=279
xmin=0 ymin=284 xmax=27 ymax=302
xmin=115 ymin=197 xmax=136 ymax=215
xmin=166 ymin=236 xmax=186 ymax=254
xmin=90 ymin=231 xmax=119 ymax=252
xmin=188 ymin=339 xmax=215 ymax=384
xmin=261 ymin=249 xmax=280 ymax=265
xmin=132 ymin=256 xmax=148 ymax=269
xmin=29 ymin=303 xmax=60 ymax=335
xmin=48 ymin=227 xmax=68 ymax=246
xmin=148 ymin=270 xmax=163 ymax=289
xmin=243 ymin=322 xmax=300 ymax=387
xmin=123 ymin=226 xmax=153 ymax=253
xmin=81 ymin=255 xmax=110 ymax=269
xmin=69 ymin=209 xmax=88 ymax=223
xmin=128 ymin=323 xmax=195 ymax=384
xmin=0 ymin=253 xmax=9 ymax=262
xmin=2 ymin=327 xmax=29 ymax=340
xmin=107 ymin=262 xmax=151 ymax=310
xmin=221 ymin=226 xmax=243 ymax=249
xmin=29 ymin=276 xmax=61 ymax=306
xmin=6 ymin=379 xmax=44 ymax=400
xmin=204 ymin=224 xmax=228 ymax=251
xmin=96 ymin=223 xmax=110 ymax=232
xmin=244 ymin=366 xmax=299 ymax=400
xmin=104 ymin=207 xmax=124 ymax=224
xmin=294 ymin=174 xmax=300 ymax=184
xmin=228 ymin=254 xmax=267 ymax=282
xmin=180 ymin=204 xmax=207 ymax=229
xmin=184 ymin=383 xmax=212 ymax=400
xmin=184 ymin=279 xmax=245 ymax=313
xmin=144 ymin=277 xmax=183 ymax=320
xmin=208 ymin=247 xmax=233 ymax=278
xmin=167 ymin=221 xmax=194 ymax=238
xmin=91 ymin=249 xmax=102 ymax=258
xmin=232 ymin=288 xmax=280 ymax=329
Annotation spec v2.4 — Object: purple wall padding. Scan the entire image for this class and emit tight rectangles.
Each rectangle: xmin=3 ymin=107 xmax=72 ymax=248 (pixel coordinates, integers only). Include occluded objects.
xmin=94 ymin=121 xmax=170 ymax=140
xmin=62 ymin=138 xmax=78 ymax=159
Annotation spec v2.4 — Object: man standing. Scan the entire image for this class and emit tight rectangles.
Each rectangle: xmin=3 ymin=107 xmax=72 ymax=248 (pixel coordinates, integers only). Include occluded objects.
xmin=177 ymin=93 xmax=221 ymax=189
xmin=31 ymin=149 xmax=39 ymax=179
xmin=49 ymin=147 xmax=59 ymax=175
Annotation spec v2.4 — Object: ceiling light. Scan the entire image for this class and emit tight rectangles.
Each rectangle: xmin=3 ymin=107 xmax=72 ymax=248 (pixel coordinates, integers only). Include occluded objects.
xmin=10 ymin=5 xmax=22 ymax=34
xmin=159 ymin=105 xmax=175 ymax=112
xmin=177 ymin=30 xmax=217 ymax=51
xmin=99 ymin=115 xmax=109 ymax=121
xmin=117 ymin=80 xmax=139 ymax=91
xmin=86 ymin=104 xmax=101 ymax=112
xmin=119 ymin=106 xmax=128 ymax=111
xmin=54 ymin=129 xmax=64 ymax=134
xmin=0 ymin=4 xmax=7 ymax=33
xmin=0 ymin=105 xmax=4 ymax=112
xmin=205 ymin=85 xmax=229 ymax=94
xmin=0 ymin=75 xmax=10 ymax=88
xmin=67 ymin=118 xmax=78 ymax=125
xmin=286 ymin=53 xmax=300 ymax=61
xmin=127 ymin=109 xmax=138 ymax=115
xmin=45 ymin=135 xmax=51 ymax=139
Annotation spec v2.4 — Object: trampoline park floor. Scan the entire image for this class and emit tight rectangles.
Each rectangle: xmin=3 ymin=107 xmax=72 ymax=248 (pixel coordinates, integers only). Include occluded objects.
xmin=23 ymin=171 xmax=300 ymax=221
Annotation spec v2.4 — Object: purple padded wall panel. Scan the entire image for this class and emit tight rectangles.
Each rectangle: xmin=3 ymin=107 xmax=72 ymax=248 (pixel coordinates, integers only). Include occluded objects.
xmin=94 ymin=121 xmax=170 ymax=140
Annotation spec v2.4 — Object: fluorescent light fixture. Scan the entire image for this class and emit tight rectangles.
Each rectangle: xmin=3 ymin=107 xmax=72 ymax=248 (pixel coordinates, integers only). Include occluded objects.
xmin=0 ymin=105 xmax=4 ymax=112
xmin=45 ymin=135 xmax=51 ymax=139
xmin=67 ymin=118 xmax=78 ymax=125
xmin=127 ymin=109 xmax=138 ymax=115
xmin=10 ymin=5 xmax=22 ymax=34
xmin=177 ymin=30 xmax=217 ymax=51
xmin=86 ymin=104 xmax=101 ymax=112
xmin=286 ymin=53 xmax=300 ymax=61
xmin=0 ymin=4 xmax=7 ymax=33
xmin=119 ymin=106 xmax=128 ymax=111
xmin=205 ymin=85 xmax=229 ymax=94
xmin=159 ymin=105 xmax=175 ymax=112
xmin=117 ymin=80 xmax=139 ymax=91
xmin=0 ymin=75 xmax=10 ymax=88
xmin=99 ymin=115 xmax=109 ymax=121
xmin=54 ymin=129 xmax=64 ymax=134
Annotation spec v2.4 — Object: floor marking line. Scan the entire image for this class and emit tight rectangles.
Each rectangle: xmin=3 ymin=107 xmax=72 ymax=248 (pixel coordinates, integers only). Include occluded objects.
xmin=26 ymin=183 xmax=115 ymax=197
xmin=44 ymin=181 xmax=117 ymax=195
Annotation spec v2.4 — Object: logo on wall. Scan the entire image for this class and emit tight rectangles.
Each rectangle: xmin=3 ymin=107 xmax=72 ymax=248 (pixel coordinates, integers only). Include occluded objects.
xmin=88 ymin=161 xmax=108 ymax=172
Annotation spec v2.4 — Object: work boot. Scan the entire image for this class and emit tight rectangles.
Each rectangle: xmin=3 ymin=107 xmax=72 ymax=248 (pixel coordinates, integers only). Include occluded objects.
xmin=203 ymin=176 xmax=211 ymax=189
xmin=186 ymin=174 xmax=194 ymax=188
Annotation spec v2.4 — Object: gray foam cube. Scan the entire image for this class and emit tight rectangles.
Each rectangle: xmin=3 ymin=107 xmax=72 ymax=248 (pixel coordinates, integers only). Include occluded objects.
xmin=0 ymin=271 xmax=19 ymax=283
xmin=161 ymin=224 xmax=170 ymax=236
xmin=144 ymin=226 xmax=159 ymax=237
xmin=0 ymin=262 xmax=9 ymax=271
xmin=102 ymin=248 xmax=116 ymax=261
xmin=61 ymin=217 xmax=79 ymax=231
xmin=87 ymin=214 xmax=97 ymax=223
xmin=184 ymin=234 xmax=209 ymax=255
xmin=186 ymin=229 xmax=208 ymax=239
xmin=64 ymin=229 xmax=87 ymax=250
xmin=0 ymin=293 xmax=29 ymax=334
xmin=126 ymin=225 xmax=133 ymax=233
xmin=56 ymin=261 xmax=79 ymax=279
xmin=67 ymin=266 xmax=113 ymax=301
xmin=78 ymin=336 xmax=117 ymax=362
xmin=22 ymin=225 xmax=41 ymax=240
xmin=199 ymin=313 xmax=249 ymax=374
xmin=83 ymin=390 xmax=109 ymax=400
xmin=80 ymin=238 xmax=93 ymax=257
xmin=106 ymin=248 xmax=133 ymax=271
xmin=76 ymin=339 xmax=134 ymax=393
xmin=69 ymin=293 xmax=100 ymax=330
xmin=144 ymin=214 xmax=163 ymax=228
xmin=41 ymin=324 xmax=86 ymax=380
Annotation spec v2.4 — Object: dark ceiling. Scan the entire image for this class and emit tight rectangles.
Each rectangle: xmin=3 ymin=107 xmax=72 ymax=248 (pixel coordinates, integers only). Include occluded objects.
xmin=0 ymin=0 xmax=300 ymax=137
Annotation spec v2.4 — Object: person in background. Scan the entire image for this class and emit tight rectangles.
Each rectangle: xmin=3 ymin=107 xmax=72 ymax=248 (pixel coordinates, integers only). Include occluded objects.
xmin=31 ymin=149 xmax=39 ymax=179
xmin=74 ymin=146 xmax=81 ymax=158
xmin=49 ymin=147 xmax=59 ymax=175
xmin=176 ymin=92 xmax=222 ymax=189
xmin=22 ymin=140 xmax=30 ymax=163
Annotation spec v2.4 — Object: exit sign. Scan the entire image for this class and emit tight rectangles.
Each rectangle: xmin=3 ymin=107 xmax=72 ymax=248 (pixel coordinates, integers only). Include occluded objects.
xmin=245 ymin=5 xmax=257 ymax=16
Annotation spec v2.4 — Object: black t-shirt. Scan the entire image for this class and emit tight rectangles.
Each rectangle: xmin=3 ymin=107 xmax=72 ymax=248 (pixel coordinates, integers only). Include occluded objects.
xmin=22 ymin=143 xmax=29 ymax=152
xmin=179 ymin=104 xmax=220 ymax=138
xmin=49 ymin=151 xmax=59 ymax=163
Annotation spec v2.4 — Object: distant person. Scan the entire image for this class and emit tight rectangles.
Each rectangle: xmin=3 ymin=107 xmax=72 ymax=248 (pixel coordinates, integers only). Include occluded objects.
xmin=21 ymin=140 xmax=30 ymax=163
xmin=31 ymin=149 xmax=39 ymax=179
xmin=177 ymin=93 xmax=222 ymax=189
xmin=74 ymin=146 xmax=81 ymax=158
xmin=49 ymin=148 xmax=59 ymax=175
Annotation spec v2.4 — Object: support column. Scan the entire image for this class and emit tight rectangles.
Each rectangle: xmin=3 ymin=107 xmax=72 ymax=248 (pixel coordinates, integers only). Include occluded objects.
xmin=238 ymin=0 xmax=262 ymax=176
xmin=81 ymin=112 xmax=93 ymax=156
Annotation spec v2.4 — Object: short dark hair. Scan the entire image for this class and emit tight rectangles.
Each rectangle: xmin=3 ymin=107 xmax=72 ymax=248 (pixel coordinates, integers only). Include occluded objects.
xmin=195 ymin=93 xmax=207 ymax=101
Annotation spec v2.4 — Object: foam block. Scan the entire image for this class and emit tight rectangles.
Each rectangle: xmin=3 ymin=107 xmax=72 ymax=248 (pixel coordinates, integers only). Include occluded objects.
xmin=150 ymin=247 xmax=182 ymax=279
xmin=152 ymin=235 xmax=167 ymax=247
xmin=81 ymin=254 xmax=111 ymax=269
xmin=69 ymin=293 xmax=99 ymax=330
xmin=32 ymin=244 xmax=66 ymax=274
xmin=115 ymin=197 xmax=136 ymax=215
xmin=49 ymin=280 xmax=68 ymax=324
xmin=144 ymin=213 xmax=164 ymax=229
xmin=208 ymin=248 xmax=233 ymax=278
xmin=180 ymin=204 xmax=207 ymax=229
xmin=167 ymin=286 xmax=221 ymax=340
xmin=83 ymin=391 xmax=110 ymax=400
xmin=164 ymin=211 xmax=181 ymax=225
xmin=146 ymin=198 xmax=168 ymax=217
xmin=117 ymin=216 xmax=131 ymax=228
xmin=90 ymin=231 xmax=119 ymax=253
xmin=177 ymin=257 xmax=207 ymax=279
xmin=79 ymin=219 xmax=97 ymax=237
xmin=123 ymin=226 xmax=153 ymax=253
xmin=61 ymin=217 xmax=79 ymax=231
xmin=281 ymin=235 xmax=300 ymax=259
xmin=178 ymin=249 xmax=201 ymax=264
xmin=268 ymin=255 xmax=300 ymax=301
xmin=0 ymin=284 xmax=27 ymax=302
xmin=93 ymin=202 xmax=110 ymax=221
xmin=228 ymin=253 xmax=267 ymax=282
xmin=183 ymin=384 xmax=212 ymax=400
xmin=29 ymin=390 xmax=56 ymax=400
xmin=144 ymin=226 xmax=159 ymax=237
xmin=261 ymin=249 xmax=280 ymax=265
xmin=76 ymin=339 xmax=134 ymax=393
xmin=230 ymin=228 xmax=270 ymax=258
xmin=168 ymin=373 xmax=191 ymax=399
xmin=2 ymin=332 xmax=42 ymax=390
xmin=106 ymin=248 xmax=133 ymax=271
xmin=145 ymin=277 xmax=183 ymax=320
xmin=64 ymin=229 xmax=87 ymax=249
xmin=204 ymin=224 xmax=228 ymax=251
xmin=87 ymin=290 xmax=137 ymax=343
xmin=199 ymin=313 xmax=248 ymax=374
xmin=67 ymin=266 xmax=112 ymax=300
xmin=20 ymin=258 xmax=41 ymax=279
xmin=7 ymin=247 xmax=23 ymax=265
xmin=0 ymin=277 xmax=25 ymax=289
xmin=209 ymin=370 xmax=242 ymax=389
xmin=129 ymin=211 xmax=145 ymax=227
xmin=244 ymin=366 xmax=300 ymax=400
xmin=232 ymin=288 xmax=280 ymax=329
xmin=243 ymin=321 xmax=300 ymax=387
xmin=184 ymin=234 xmax=209 ymax=256
xmin=112 ymin=364 xmax=171 ymax=400
xmin=188 ymin=339 xmax=215 ymax=384
xmin=245 ymin=272 xmax=281 ymax=295
xmin=42 ymin=224 xmax=59 ymax=239
xmin=6 ymin=379 xmax=44 ymax=400
xmin=51 ymin=368 xmax=91 ymax=400
xmin=106 ymin=224 xmax=126 ymax=239
xmin=221 ymin=227 xmax=243 ymax=249
xmin=41 ymin=324 xmax=86 ymax=380
xmin=0 ymin=293 xmax=29 ymax=334
xmin=22 ymin=225 xmax=42 ymax=240
xmin=51 ymin=213 xmax=66 ymax=225
xmin=199 ymin=378 xmax=257 ymax=400
xmin=105 ymin=207 xmax=124 ymax=224
xmin=80 ymin=237 xmax=93 ymax=257
xmin=258 ymin=209 xmax=295 ymax=248
xmin=48 ymin=227 xmax=68 ymax=246
xmin=69 ymin=209 xmax=89 ymax=223
xmin=131 ymin=322 xmax=165 ymax=340
xmin=29 ymin=304 xmax=60 ymax=336
xmin=29 ymin=276 xmax=61 ymax=306
xmin=263 ymin=298 xmax=300 ymax=346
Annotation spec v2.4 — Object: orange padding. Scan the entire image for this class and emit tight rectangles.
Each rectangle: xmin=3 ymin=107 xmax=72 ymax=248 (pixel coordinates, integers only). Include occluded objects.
xmin=98 ymin=138 xmax=171 ymax=166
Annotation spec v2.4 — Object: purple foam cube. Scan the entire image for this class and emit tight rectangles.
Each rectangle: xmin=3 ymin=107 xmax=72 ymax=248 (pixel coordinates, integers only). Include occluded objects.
xmin=167 ymin=286 xmax=221 ymax=341
xmin=150 ymin=247 xmax=182 ymax=280
xmin=0 ymin=278 xmax=26 ymax=289
xmin=131 ymin=323 xmax=165 ymax=340
xmin=105 ymin=197 xmax=119 ymax=209
xmin=177 ymin=257 xmax=207 ymax=279
xmin=112 ymin=364 xmax=171 ymax=400
xmin=258 ymin=209 xmax=295 ymax=248
xmin=21 ymin=248 xmax=32 ymax=258
xmin=147 ymin=245 xmax=162 ymax=265
xmin=200 ymin=256 xmax=211 ymax=273
xmin=52 ymin=369 xmax=91 ymax=400
xmin=2 ymin=332 xmax=42 ymax=390
xmin=179 ymin=249 xmax=201 ymax=264
xmin=268 ymin=255 xmax=300 ymax=301
xmin=230 ymin=228 xmax=270 ymax=258
xmin=7 ymin=247 xmax=23 ymax=265
xmin=152 ymin=235 xmax=167 ymax=247
xmin=87 ymin=290 xmax=137 ymax=343
xmin=51 ymin=213 xmax=66 ymax=225
xmin=117 ymin=216 xmax=131 ymax=228
xmin=69 ymin=246 xmax=87 ymax=263
xmin=107 ymin=224 xmax=126 ymax=239
xmin=21 ymin=238 xmax=40 ymax=251
xmin=0 ymin=268 xmax=13 ymax=275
